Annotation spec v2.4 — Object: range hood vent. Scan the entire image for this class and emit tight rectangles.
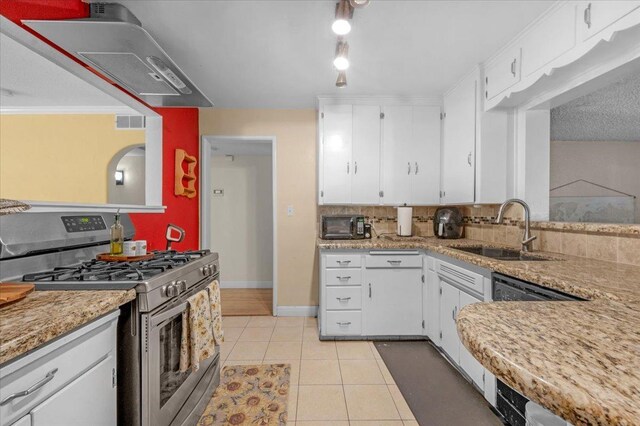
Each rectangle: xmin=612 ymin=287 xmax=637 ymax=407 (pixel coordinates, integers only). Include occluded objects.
xmin=24 ymin=3 xmax=213 ymax=107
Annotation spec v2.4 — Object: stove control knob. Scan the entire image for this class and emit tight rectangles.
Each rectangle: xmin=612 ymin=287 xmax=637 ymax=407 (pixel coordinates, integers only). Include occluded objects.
xmin=201 ymin=265 xmax=210 ymax=276
xmin=163 ymin=282 xmax=179 ymax=297
xmin=177 ymin=280 xmax=187 ymax=292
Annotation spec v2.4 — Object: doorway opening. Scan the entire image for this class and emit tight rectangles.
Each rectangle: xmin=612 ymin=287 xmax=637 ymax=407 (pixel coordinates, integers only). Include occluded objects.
xmin=200 ymin=136 xmax=277 ymax=316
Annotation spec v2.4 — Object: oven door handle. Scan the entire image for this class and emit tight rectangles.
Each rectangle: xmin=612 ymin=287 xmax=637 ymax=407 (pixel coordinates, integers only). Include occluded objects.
xmin=151 ymin=302 xmax=188 ymax=328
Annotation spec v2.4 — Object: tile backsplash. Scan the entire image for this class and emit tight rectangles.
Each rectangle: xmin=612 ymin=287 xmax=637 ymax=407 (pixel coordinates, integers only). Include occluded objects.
xmin=318 ymin=205 xmax=640 ymax=267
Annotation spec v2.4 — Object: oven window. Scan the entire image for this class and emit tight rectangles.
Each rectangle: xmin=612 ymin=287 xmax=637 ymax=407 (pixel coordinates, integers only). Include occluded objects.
xmin=325 ymin=217 xmax=352 ymax=235
xmin=159 ymin=314 xmax=190 ymax=407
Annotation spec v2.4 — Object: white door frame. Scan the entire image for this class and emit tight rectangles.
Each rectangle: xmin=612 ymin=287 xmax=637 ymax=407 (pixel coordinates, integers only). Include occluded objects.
xmin=200 ymin=135 xmax=278 ymax=316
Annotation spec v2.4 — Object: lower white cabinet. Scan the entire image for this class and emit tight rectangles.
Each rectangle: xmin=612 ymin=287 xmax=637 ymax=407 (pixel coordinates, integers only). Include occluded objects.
xmin=320 ymin=250 xmax=424 ymax=337
xmin=0 ymin=311 xmax=119 ymax=426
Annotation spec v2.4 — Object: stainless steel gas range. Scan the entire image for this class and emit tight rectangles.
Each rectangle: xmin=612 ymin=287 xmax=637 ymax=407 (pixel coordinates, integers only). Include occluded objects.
xmin=0 ymin=212 xmax=221 ymax=426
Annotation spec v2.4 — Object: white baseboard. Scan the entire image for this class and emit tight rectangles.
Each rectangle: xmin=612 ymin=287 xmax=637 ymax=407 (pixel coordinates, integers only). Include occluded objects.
xmin=219 ymin=281 xmax=273 ymax=289
xmin=276 ymin=306 xmax=319 ymax=317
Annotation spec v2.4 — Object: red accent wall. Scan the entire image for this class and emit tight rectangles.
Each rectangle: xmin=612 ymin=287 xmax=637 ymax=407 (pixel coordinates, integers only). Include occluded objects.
xmin=2 ymin=0 xmax=201 ymax=251
xmin=129 ymin=109 xmax=200 ymax=251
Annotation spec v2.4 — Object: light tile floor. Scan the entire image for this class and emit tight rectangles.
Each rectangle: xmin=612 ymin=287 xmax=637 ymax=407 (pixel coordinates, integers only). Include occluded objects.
xmin=220 ymin=316 xmax=417 ymax=425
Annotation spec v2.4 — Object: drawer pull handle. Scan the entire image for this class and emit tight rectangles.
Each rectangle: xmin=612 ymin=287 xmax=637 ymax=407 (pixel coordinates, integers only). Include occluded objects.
xmin=336 ymin=297 xmax=352 ymax=302
xmin=387 ymin=260 xmax=402 ymax=265
xmin=337 ymin=276 xmax=351 ymax=280
xmin=336 ymin=321 xmax=352 ymax=326
xmin=337 ymin=260 xmax=351 ymax=265
xmin=1 ymin=368 xmax=58 ymax=406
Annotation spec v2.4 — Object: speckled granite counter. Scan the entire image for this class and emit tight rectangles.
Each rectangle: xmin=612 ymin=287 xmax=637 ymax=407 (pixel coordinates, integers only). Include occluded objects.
xmin=0 ymin=290 xmax=136 ymax=365
xmin=318 ymin=236 xmax=640 ymax=424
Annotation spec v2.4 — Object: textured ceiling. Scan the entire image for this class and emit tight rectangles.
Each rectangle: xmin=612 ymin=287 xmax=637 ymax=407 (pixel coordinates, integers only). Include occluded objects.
xmin=0 ymin=32 xmax=133 ymax=112
xmin=551 ymin=72 xmax=640 ymax=142
xmin=115 ymin=0 xmax=552 ymax=108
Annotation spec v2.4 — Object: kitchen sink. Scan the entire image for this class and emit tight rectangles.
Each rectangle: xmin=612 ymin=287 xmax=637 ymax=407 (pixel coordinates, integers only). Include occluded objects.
xmin=450 ymin=245 xmax=553 ymax=261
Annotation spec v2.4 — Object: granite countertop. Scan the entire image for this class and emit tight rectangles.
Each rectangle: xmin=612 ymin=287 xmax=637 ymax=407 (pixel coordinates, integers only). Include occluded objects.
xmin=318 ymin=236 xmax=640 ymax=424
xmin=0 ymin=290 xmax=136 ymax=365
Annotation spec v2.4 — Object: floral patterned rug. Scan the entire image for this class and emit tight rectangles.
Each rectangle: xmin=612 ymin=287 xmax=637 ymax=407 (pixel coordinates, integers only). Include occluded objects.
xmin=198 ymin=364 xmax=291 ymax=426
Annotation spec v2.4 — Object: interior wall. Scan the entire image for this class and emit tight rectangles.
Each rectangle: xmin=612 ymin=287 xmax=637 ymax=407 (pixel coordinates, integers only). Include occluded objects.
xmin=551 ymin=140 xmax=640 ymax=223
xmin=200 ymin=109 xmax=318 ymax=307
xmin=107 ymin=152 xmax=146 ymax=205
xmin=211 ymin=155 xmax=273 ymax=286
xmin=0 ymin=114 xmax=144 ymax=203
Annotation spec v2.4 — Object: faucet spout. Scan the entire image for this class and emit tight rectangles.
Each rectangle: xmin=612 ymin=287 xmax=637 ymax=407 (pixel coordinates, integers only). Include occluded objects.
xmin=495 ymin=199 xmax=536 ymax=252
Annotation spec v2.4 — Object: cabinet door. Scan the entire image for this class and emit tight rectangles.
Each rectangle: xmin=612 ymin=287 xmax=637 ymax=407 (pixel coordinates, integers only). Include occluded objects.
xmin=424 ymin=269 xmax=440 ymax=341
xmin=484 ymin=46 xmax=521 ymax=101
xmin=11 ymin=415 xmax=31 ymax=426
xmin=458 ymin=291 xmax=485 ymax=390
xmin=352 ymin=105 xmax=381 ymax=204
xmin=365 ymin=268 xmax=422 ymax=335
xmin=439 ymin=280 xmax=459 ymax=362
xmin=580 ymin=1 xmax=640 ymax=41
xmin=410 ymin=106 xmax=441 ymax=205
xmin=30 ymin=354 xmax=116 ymax=426
xmin=442 ymin=74 xmax=476 ymax=204
xmin=381 ymin=106 xmax=413 ymax=205
xmin=520 ymin=3 xmax=576 ymax=77
xmin=322 ymin=105 xmax=352 ymax=204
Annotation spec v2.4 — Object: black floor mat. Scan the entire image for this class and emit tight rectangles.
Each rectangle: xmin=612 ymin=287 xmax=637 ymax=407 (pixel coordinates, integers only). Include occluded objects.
xmin=375 ymin=340 xmax=503 ymax=426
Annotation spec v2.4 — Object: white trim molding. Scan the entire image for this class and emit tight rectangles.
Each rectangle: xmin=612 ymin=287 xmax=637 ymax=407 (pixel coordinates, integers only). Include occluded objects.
xmin=219 ymin=281 xmax=273 ymax=289
xmin=276 ymin=306 xmax=319 ymax=317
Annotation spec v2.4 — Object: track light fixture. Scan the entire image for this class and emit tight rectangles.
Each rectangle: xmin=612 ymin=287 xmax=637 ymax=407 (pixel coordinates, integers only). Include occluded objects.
xmin=349 ymin=0 xmax=370 ymax=8
xmin=336 ymin=71 xmax=347 ymax=88
xmin=333 ymin=41 xmax=349 ymax=71
xmin=332 ymin=0 xmax=353 ymax=35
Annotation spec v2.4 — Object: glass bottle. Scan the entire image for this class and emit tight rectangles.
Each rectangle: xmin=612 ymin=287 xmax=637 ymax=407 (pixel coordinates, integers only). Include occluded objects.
xmin=110 ymin=212 xmax=124 ymax=255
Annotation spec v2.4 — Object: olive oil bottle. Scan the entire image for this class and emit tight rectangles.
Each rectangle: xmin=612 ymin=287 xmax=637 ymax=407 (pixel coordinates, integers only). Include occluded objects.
xmin=110 ymin=211 xmax=124 ymax=255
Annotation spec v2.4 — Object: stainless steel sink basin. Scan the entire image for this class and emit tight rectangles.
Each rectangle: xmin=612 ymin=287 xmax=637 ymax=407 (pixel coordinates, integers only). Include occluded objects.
xmin=450 ymin=245 xmax=553 ymax=261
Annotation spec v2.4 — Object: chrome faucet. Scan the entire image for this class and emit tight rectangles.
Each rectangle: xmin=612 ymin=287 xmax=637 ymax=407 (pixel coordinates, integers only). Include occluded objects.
xmin=495 ymin=199 xmax=536 ymax=252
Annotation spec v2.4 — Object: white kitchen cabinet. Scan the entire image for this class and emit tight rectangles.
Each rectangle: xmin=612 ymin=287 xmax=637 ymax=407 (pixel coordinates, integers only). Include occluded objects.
xmin=579 ymin=1 xmax=640 ymax=41
xmin=382 ymin=105 xmax=441 ymax=205
xmin=484 ymin=45 xmax=521 ymax=101
xmin=441 ymin=73 xmax=476 ymax=204
xmin=0 ymin=311 xmax=119 ymax=426
xmin=441 ymin=70 xmax=508 ymax=204
xmin=364 ymin=268 xmax=423 ymax=336
xmin=321 ymin=104 xmax=353 ymax=204
xmin=458 ymin=291 xmax=485 ymax=389
xmin=424 ymin=267 xmax=440 ymax=341
xmin=520 ymin=2 xmax=577 ymax=78
xmin=439 ymin=280 xmax=460 ymax=359
xmin=352 ymin=105 xmax=382 ymax=204
xmin=30 ymin=354 xmax=116 ymax=426
xmin=11 ymin=416 xmax=30 ymax=426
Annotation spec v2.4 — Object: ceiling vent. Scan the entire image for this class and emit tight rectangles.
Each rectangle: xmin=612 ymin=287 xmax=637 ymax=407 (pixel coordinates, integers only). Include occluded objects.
xmin=116 ymin=115 xmax=145 ymax=129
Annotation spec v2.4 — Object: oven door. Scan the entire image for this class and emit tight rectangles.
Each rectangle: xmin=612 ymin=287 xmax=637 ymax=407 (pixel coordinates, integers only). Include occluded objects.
xmin=322 ymin=216 xmax=355 ymax=239
xmin=142 ymin=280 xmax=218 ymax=426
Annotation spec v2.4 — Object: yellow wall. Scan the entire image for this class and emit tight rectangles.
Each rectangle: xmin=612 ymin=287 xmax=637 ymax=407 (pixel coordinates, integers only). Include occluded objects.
xmin=200 ymin=109 xmax=318 ymax=307
xmin=0 ymin=114 xmax=145 ymax=204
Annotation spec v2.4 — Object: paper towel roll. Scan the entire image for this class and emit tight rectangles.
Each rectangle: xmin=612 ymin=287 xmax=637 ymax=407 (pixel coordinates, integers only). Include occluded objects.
xmin=397 ymin=206 xmax=413 ymax=236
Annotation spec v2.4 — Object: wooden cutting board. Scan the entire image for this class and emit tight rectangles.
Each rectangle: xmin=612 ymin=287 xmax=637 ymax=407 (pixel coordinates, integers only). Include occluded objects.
xmin=0 ymin=283 xmax=35 ymax=307
xmin=96 ymin=253 xmax=154 ymax=262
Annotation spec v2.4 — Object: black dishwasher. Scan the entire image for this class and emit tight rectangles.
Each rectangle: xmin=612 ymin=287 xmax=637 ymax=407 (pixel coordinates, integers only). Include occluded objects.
xmin=491 ymin=273 xmax=585 ymax=426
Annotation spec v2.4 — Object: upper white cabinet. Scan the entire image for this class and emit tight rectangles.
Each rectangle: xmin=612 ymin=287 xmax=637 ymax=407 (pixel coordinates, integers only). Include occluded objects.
xmin=520 ymin=2 xmax=577 ymax=78
xmin=382 ymin=105 xmax=441 ymax=205
xmin=484 ymin=45 xmax=521 ymax=101
xmin=441 ymin=70 xmax=508 ymax=205
xmin=579 ymin=1 xmax=640 ymax=41
xmin=352 ymin=105 xmax=382 ymax=204
xmin=321 ymin=105 xmax=353 ymax=204
xmin=441 ymin=74 xmax=477 ymax=204
xmin=319 ymin=100 xmax=440 ymax=206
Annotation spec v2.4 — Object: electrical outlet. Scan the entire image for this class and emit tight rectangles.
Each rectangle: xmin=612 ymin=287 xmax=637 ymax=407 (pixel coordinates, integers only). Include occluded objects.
xmin=287 ymin=205 xmax=295 ymax=216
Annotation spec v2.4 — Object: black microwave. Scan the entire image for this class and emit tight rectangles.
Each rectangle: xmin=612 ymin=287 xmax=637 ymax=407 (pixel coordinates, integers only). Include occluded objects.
xmin=321 ymin=215 xmax=368 ymax=240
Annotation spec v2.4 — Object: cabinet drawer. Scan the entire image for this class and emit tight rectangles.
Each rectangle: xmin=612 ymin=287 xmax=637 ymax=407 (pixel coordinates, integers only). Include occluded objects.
xmin=325 ymin=269 xmax=362 ymax=286
xmin=0 ymin=312 xmax=119 ymax=425
xmin=325 ymin=254 xmax=362 ymax=268
xmin=435 ymin=259 xmax=484 ymax=297
xmin=325 ymin=311 xmax=362 ymax=336
xmin=326 ymin=286 xmax=362 ymax=310
xmin=365 ymin=253 xmax=422 ymax=269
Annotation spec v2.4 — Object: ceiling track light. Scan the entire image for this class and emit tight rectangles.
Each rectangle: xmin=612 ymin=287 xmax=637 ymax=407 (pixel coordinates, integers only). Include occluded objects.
xmin=332 ymin=0 xmax=353 ymax=35
xmin=333 ymin=40 xmax=350 ymax=71
xmin=349 ymin=0 xmax=370 ymax=8
xmin=336 ymin=71 xmax=347 ymax=88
